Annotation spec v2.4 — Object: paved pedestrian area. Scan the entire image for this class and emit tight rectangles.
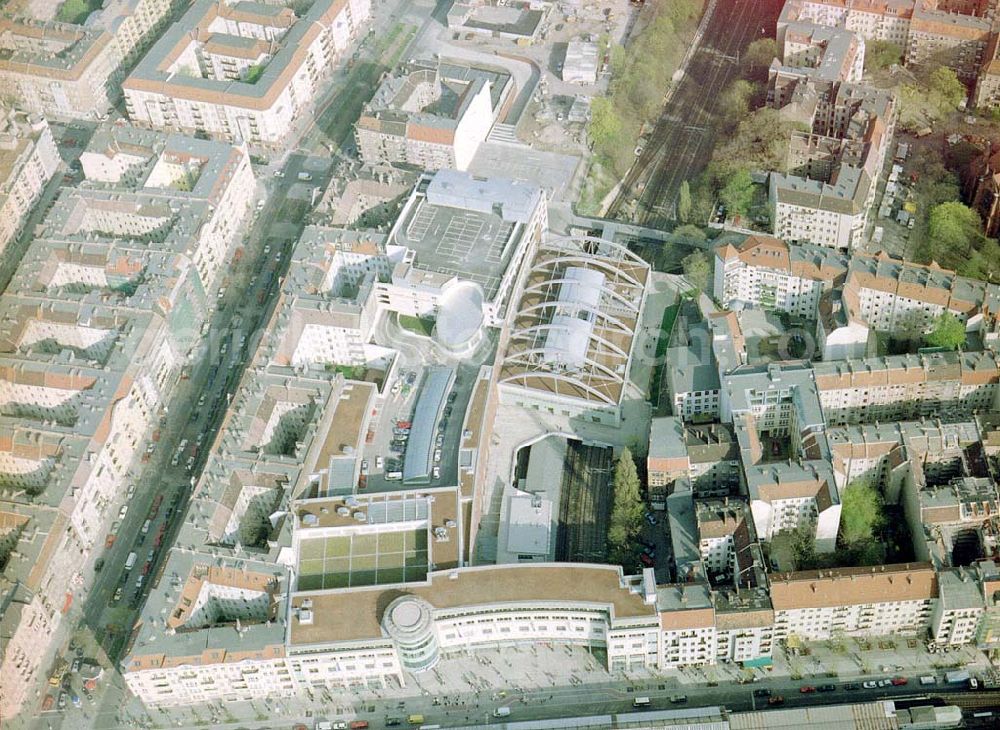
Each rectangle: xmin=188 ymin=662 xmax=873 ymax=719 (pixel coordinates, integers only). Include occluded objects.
xmin=87 ymin=633 xmax=996 ymax=729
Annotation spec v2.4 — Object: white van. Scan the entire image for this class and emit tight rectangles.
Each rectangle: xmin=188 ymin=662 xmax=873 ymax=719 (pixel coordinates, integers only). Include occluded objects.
xmin=124 ymin=552 xmax=138 ymax=570
xmin=385 ymin=471 xmax=403 ymax=481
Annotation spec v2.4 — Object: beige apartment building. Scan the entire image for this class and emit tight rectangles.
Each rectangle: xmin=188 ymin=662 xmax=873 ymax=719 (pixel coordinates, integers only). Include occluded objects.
xmin=123 ymin=0 xmax=371 ymax=144
xmin=0 ymin=0 xmax=174 ymax=118
xmin=0 ymin=111 xmax=59 ymax=262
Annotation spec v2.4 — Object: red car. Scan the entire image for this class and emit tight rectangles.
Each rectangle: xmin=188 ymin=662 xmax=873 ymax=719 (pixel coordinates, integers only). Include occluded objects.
xmin=142 ymin=561 xmax=152 ymax=575
xmin=799 ymin=685 xmax=816 ymax=693
xmin=639 ymin=553 xmax=654 ymax=567
xmin=891 ymin=677 xmax=908 ymax=686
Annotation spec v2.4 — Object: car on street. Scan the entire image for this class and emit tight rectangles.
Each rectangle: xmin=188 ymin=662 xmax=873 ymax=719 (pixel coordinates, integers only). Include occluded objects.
xmin=891 ymin=677 xmax=908 ymax=686
xmin=360 ymin=460 xmax=369 ymax=475
xmin=799 ymin=686 xmax=815 ymax=693
xmin=767 ymin=696 xmax=784 ymax=706
xmin=753 ymin=689 xmax=771 ymax=698
xmin=432 ymin=466 xmax=440 ymax=480
xmin=71 ymin=658 xmax=81 ymax=673
xmin=817 ymin=684 xmax=836 ymax=692
xmin=878 ymin=679 xmax=892 ymax=687
xmin=645 ymin=512 xmax=657 ymax=525
xmin=113 ymin=586 xmax=123 ymax=602
xmin=58 ymin=692 xmax=67 ymax=710
xmin=862 ymin=681 xmax=878 ymax=689
xmin=118 ymin=505 xmax=128 ymax=520
xmin=639 ymin=553 xmax=654 ymax=567
xmin=843 ymin=682 xmax=861 ymax=691
xmin=376 ymin=456 xmax=383 ymax=470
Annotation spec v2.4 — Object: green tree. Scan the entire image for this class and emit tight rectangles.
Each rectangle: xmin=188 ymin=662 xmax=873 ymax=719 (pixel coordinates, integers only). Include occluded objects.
xmin=674 ymin=224 xmax=706 ymax=243
xmin=710 ymin=107 xmax=803 ymax=180
xmin=589 ymin=96 xmax=624 ymax=152
xmin=927 ymin=201 xmax=981 ymax=265
xmin=677 ymin=180 xmax=693 ymax=223
xmin=928 ymin=66 xmax=966 ymax=112
xmin=681 ymin=250 xmax=711 ymax=291
xmin=925 ymin=312 xmax=966 ymax=350
xmin=719 ymin=79 xmax=755 ymax=129
xmin=839 ymin=480 xmax=884 ymax=546
xmin=608 ymin=447 xmax=644 ymax=563
xmin=609 ymin=44 xmax=626 ymax=76
xmin=743 ymin=38 xmax=778 ymax=71
xmin=719 ymin=168 xmax=755 ymax=219
xmin=864 ymin=40 xmax=903 ymax=74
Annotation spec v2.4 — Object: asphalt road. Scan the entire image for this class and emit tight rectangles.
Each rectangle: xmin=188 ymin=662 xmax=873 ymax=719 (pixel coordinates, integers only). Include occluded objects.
xmin=609 ymin=0 xmax=785 ymax=227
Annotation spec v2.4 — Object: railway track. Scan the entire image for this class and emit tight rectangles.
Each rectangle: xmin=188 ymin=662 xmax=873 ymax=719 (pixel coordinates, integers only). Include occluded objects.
xmin=557 ymin=442 xmax=613 ymax=562
xmin=608 ymin=0 xmax=784 ymax=228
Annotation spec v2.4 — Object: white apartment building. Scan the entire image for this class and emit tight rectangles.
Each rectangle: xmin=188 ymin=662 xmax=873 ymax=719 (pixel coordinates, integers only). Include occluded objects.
xmin=770 ymin=564 xmax=938 ymax=641
xmin=932 ymin=570 xmax=987 ymax=647
xmin=813 ymin=350 xmax=1000 ymax=426
xmin=356 ymin=60 xmax=503 ymax=171
xmin=124 ymin=0 xmax=371 ymax=144
xmin=714 ymin=235 xmax=845 ymax=318
xmin=0 ymin=0 xmax=173 ymax=119
xmin=770 ymin=173 xmax=869 ymax=250
xmin=0 ymin=112 xmax=59 ymax=262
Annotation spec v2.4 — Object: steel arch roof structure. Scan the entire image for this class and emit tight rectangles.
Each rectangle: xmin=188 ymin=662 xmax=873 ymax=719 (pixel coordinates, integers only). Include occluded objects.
xmin=498 ymin=235 xmax=649 ymax=406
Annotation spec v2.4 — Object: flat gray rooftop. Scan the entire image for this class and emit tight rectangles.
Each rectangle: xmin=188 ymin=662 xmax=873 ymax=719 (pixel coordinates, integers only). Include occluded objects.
xmin=399 ymin=198 xmax=514 ymax=298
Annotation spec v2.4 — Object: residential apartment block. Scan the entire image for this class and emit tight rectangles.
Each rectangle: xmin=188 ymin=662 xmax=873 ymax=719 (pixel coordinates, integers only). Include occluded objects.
xmin=0 ymin=127 xmax=254 ymax=719
xmin=123 ymin=0 xmax=371 ymax=144
xmin=715 ymin=235 xmax=1000 ymax=361
xmin=0 ymin=0 xmax=174 ymax=119
xmin=767 ymin=77 xmax=895 ymax=250
xmin=780 ymin=0 xmax=1000 ymax=102
xmin=770 ymin=564 xmax=938 ymax=642
xmin=355 ymin=59 xmax=512 ymax=171
xmin=0 ymin=111 xmax=59 ymax=264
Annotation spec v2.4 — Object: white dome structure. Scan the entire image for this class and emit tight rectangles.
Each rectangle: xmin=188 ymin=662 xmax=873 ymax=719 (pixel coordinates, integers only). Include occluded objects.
xmin=433 ymin=280 xmax=485 ymax=356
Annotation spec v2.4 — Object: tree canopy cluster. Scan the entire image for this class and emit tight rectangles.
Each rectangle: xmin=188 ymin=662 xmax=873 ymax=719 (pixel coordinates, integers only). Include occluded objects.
xmin=789 ymin=480 xmax=889 ymax=570
xmin=925 ymin=312 xmax=966 ymax=350
xmin=607 ymin=448 xmax=645 ymax=566
xmin=898 ymin=67 xmax=967 ymax=129
xmin=864 ymin=40 xmax=903 ymax=74
xmin=587 ymin=0 xmax=704 ymax=177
